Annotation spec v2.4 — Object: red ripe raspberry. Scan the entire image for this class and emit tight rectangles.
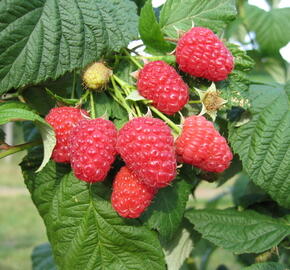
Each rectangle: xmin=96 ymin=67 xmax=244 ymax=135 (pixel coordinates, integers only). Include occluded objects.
xmin=116 ymin=117 xmax=176 ymax=188
xmin=175 ymin=115 xmax=233 ymax=173
xmin=137 ymin=61 xmax=189 ymax=115
xmin=111 ymin=166 xmax=156 ymax=218
xmin=69 ymin=118 xmax=117 ymax=182
xmin=45 ymin=107 xmax=88 ymax=163
xmin=176 ymin=27 xmax=234 ymax=81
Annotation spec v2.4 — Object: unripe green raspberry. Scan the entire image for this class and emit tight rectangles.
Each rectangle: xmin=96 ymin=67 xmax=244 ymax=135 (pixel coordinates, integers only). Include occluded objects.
xmin=82 ymin=62 xmax=112 ymax=90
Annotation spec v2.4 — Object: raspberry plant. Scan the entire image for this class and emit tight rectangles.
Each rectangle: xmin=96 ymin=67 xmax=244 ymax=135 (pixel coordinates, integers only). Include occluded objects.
xmin=0 ymin=0 xmax=290 ymax=269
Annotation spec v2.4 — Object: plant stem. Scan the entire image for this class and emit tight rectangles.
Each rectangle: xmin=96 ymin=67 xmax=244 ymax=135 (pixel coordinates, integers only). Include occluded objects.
xmin=109 ymin=88 xmax=137 ymax=117
xmin=112 ymin=75 xmax=143 ymax=117
xmin=128 ymin=44 xmax=144 ymax=52
xmin=164 ymin=37 xmax=178 ymax=43
xmin=71 ymin=70 xmax=76 ymax=99
xmin=110 ymin=77 xmax=137 ymax=117
xmin=122 ymin=49 xmax=143 ymax=69
xmin=78 ymin=89 xmax=90 ymax=105
xmin=90 ymin=91 xmax=96 ymax=118
xmin=149 ymin=105 xmax=181 ymax=134
xmin=0 ymin=140 xmax=41 ymax=159
xmin=112 ymin=74 xmax=181 ymax=132
xmin=114 ymin=55 xmax=176 ymax=64
xmin=189 ymin=100 xmax=201 ymax=104
xmin=112 ymin=75 xmax=131 ymax=90
xmin=134 ymin=104 xmax=142 ymax=117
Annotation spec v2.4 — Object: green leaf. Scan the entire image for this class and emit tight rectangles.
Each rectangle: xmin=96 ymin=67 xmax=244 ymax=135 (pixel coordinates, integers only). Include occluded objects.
xmin=141 ymin=178 xmax=192 ymax=243
xmin=229 ymin=84 xmax=290 ymax=208
xmin=231 ymin=173 xmax=269 ymax=208
xmin=159 ymin=0 xmax=237 ymax=38
xmin=265 ymin=0 xmax=281 ymax=9
xmin=229 ymin=43 xmax=255 ymax=72
xmin=0 ymin=102 xmax=55 ymax=172
xmin=22 ymin=87 xmax=56 ymax=115
xmin=111 ymin=100 xmax=128 ymax=129
xmin=21 ymin=159 xmax=166 ymax=270
xmin=92 ymin=92 xmax=112 ymax=118
xmin=284 ymin=80 xmax=290 ymax=101
xmin=264 ymin=58 xmax=287 ymax=84
xmin=115 ymin=60 xmax=136 ymax=86
xmin=242 ymin=262 xmax=286 ymax=270
xmin=139 ymin=0 xmax=174 ymax=54
xmin=126 ymin=90 xmax=147 ymax=102
xmin=244 ymin=4 xmax=290 ymax=55
xmin=0 ymin=0 xmax=138 ymax=94
xmin=45 ymin=88 xmax=79 ymax=106
xmin=219 ymin=43 xmax=255 ymax=108
xmin=111 ymin=101 xmax=127 ymax=120
xmin=131 ymin=0 xmax=147 ymax=14
xmin=162 ymin=223 xmax=194 ymax=270
xmin=185 ymin=208 xmax=290 ymax=254
xmin=32 ymin=243 xmax=57 ymax=270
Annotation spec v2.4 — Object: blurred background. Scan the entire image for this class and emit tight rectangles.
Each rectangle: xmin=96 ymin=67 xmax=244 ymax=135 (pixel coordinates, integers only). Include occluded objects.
xmin=1 ymin=0 xmax=290 ymax=269
xmin=0 ymin=124 xmax=46 ymax=270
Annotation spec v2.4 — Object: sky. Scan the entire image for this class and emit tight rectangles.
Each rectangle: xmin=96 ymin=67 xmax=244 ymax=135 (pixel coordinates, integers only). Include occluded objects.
xmin=152 ymin=0 xmax=290 ymax=62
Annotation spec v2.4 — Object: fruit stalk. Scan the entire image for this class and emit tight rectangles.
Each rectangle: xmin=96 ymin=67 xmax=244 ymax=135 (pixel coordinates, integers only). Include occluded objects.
xmin=90 ymin=91 xmax=96 ymax=118
xmin=122 ymin=49 xmax=143 ymax=69
xmin=148 ymin=105 xmax=181 ymax=134
xmin=110 ymin=77 xmax=138 ymax=117
xmin=112 ymin=74 xmax=182 ymax=134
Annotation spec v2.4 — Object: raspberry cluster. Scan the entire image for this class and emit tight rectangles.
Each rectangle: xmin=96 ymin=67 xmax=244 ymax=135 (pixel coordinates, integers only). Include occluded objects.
xmin=46 ymin=108 xmax=177 ymax=218
xmin=46 ymin=107 xmax=118 ymax=183
xmin=45 ymin=26 xmax=234 ymax=219
xmin=137 ymin=27 xmax=234 ymax=115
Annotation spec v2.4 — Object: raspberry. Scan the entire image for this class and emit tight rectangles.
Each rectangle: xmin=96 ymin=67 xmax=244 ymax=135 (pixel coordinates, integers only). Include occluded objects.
xmin=45 ymin=107 xmax=88 ymax=163
xmin=116 ymin=117 xmax=176 ymax=188
xmin=82 ymin=62 xmax=112 ymax=90
xmin=175 ymin=115 xmax=233 ymax=173
xmin=176 ymin=27 xmax=234 ymax=81
xmin=111 ymin=166 xmax=156 ymax=218
xmin=69 ymin=118 xmax=117 ymax=182
xmin=137 ymin=61 xmax=189 ymax=115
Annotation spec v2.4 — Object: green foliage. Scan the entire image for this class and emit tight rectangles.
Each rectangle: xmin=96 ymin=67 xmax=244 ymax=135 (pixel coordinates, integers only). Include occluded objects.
xmin=0 ymin=101 xmax=55 ymax=171
xmin=21 ymin=159 xmax=166 ymax=270
xmin=139 ymin=1 xmax=174 ymax=55
xmin=243 ymin=4 xmax=290 ymax=56
xmin=159 ymin=0 xmax=237 ymax=38
xmin=219 ymin=43 xmax=255 ymax=108
xmin=31 ymin=243 xmax=56 ymax=270
xmin=241 ymin=262 xmax=286 ymax=270
xmin=0 ymin=0 xmax=138 ymax=94
xmin=1 ymin=0 xmax=290 ymax=269
xmin=45 ymin=88 xmax=79 ymax=106
xmin=126 ymin=90 xmax=147 ymax=101
xmin=92 ymin=92 xmax=112 ymax=117
xmin=141 ymin=178 xmax=192 ymax=243
xmin=131 ymin=0 xmax=147 ymax=14
xmin=229 ymin=84 xmax=290 ymax=208
xmin=185 ymin=208 xmax=290 ymax=254
xmin=162 ymin=222 xmax=195 ymax=270
xmin=22 ymin=87 xmax=57 ymax=116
